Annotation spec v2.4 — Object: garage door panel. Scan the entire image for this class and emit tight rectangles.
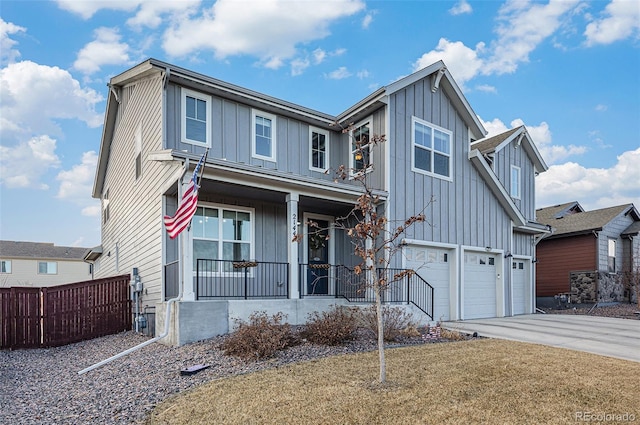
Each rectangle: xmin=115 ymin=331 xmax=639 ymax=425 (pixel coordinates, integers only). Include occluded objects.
xmin=463 ymin=253 xmax=497 ymax=320
xmin=405 ymin=246 xmax=451 ymax=321
xmin=512 ymin=260 xmax=527 ymax=315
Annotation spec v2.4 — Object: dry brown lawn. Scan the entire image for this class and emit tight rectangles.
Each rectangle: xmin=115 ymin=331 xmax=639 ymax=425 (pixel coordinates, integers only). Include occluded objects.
xmin=147 ymin=339 xmax=640 ymax=425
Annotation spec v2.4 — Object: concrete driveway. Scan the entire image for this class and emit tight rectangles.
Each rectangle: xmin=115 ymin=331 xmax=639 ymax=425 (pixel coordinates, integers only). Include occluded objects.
xmin=443 ymin=314 xmax=640 ymax=363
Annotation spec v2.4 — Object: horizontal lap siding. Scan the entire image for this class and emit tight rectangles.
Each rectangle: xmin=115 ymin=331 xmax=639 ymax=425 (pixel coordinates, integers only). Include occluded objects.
xmin=536 ymin=234 xmax=596 ymax=296
xmin=96 ymin=74 xmax=178 ymax=307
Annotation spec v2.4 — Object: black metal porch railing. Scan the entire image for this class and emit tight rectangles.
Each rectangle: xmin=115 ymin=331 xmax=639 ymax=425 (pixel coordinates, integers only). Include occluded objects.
xmin=164 ymin=260 xmax=180 ymax=301
xmin=298 ymin=263 xmax=339 ymax=297
xmin=196 ymin=259 xmax=289 ymax=300
xmin=335 ymin=266 xmax=434 ymax=320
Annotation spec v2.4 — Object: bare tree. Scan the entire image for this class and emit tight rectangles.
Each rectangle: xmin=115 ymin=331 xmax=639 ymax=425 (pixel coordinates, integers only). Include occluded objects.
xmin=297 ymin=128 xmax=430 ymax=383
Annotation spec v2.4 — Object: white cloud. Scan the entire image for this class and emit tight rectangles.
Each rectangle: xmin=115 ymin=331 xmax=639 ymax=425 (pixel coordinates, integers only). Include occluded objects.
xmin=480 ymin=117 xmax=587 ymax=165
xmin=0 ymin=61 xmax=103 ymax=141
xmin=56 ymin=151 xmax=101 ymax=217
xmin=475 ymin=84 xmax=497 ymax=93
xmin=290 ymin=57 xmax=310 ymax=76
xmin=357 ymin=70 xmax=370 ymax=79
xmin=313 ymin=48 xmax=327 ymax=64
xmin=126 ymin=0 xmax=200 ymax=29
xmin=362 ymin=12 xmax=374 ymax=29
xmin=326 ymin=66 xmax=352 ymax=80
xmin=162 ymin=0 xmax=365 ymax=68
xmin=412 ymin=38 xmax=485 ymax=89
xmin=449 ymin=0 xmax=472 ymax=16
xmin=536 ymin=148 xmax=640 ymax=210
xmin=73 ymin=27 xmax=132 ymax=75
xmin=0 ymin=135 xmax=60 ymax=189
xmin=483 ymin=0 xmax=580 ymax=75
xmin=584 ymin=0 xmax=640 ymax=46
xmin=594 ymin=104 xmax=608 ymax=112
xmin=0 ymin=18 xmax=25 ymax=65
xmin=56 ymin=0 xmax=141 ymax=19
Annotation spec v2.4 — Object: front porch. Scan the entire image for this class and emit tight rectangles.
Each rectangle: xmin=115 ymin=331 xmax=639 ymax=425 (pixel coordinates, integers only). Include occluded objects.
xmin=158 ymin=259 xmax=435 ymax=346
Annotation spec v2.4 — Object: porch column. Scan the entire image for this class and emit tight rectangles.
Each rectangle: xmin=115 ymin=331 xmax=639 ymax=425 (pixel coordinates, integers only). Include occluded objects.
xmin=287 ymin=193 xmax=300 ymax=299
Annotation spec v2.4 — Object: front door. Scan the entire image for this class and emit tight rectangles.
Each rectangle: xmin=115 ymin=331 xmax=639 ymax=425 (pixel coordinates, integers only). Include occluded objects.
xmin=307 ymin=219 xmax=329 ymax=295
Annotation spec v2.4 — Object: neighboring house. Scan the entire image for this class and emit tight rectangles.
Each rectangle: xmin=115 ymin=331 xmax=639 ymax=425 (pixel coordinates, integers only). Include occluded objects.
xmin=0 ymin=240 xmax=92 ymax=287
xmin=87 ymin=58 xmax=550 ymax=345
xmin=535 ymin=202 xmax=640 ymax=305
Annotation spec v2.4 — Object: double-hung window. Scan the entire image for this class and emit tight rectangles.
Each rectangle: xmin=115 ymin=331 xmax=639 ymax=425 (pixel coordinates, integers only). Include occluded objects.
xmin=38 ymin=261 xmax=57 ymax=274
xmin=192 ymin=205 xmax=254 ymax=272
xmin=350 ymin=118 xmax=372 ymax=175
xmin=252 ymin=110 xmax=277 ymax=162
xmin=510 ymin=165 xmax=521 ymax=199
xmin=181 ymin=88 xmax=211 ymax=147
xmin=309 ymin=127 xmax=329 ymax=172
xmin=0 ymin=260 xmax=11 ymax=273
xmin=608 ymin=239 xmax=616 ymax=273
xmin=412 ymin=117 xmax=452 ymax=180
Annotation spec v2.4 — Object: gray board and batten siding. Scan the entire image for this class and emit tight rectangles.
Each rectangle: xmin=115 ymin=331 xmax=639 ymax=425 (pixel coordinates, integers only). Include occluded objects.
xmin=163 ymin=82 xmax=386 ymax=192
xmin=387 ymin=76 xmax=513 ymax=255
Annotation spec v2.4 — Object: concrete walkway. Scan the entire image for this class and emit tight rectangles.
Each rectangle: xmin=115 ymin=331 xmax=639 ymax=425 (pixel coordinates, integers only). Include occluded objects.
xmin=443 ymin=314 xmax=640 ymax=363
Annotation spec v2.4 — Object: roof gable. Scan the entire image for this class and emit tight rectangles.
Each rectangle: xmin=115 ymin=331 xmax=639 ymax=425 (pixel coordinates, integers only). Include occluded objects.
xmin=536 ymin=203 xmax=639 ymax=237
xmin=471 ymin=126 xmax=548 ymax=173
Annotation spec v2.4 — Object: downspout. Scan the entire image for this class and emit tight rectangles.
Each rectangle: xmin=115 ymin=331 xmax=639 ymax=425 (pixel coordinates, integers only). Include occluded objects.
xmin=79 ymin=161 xmax=190 ymax=375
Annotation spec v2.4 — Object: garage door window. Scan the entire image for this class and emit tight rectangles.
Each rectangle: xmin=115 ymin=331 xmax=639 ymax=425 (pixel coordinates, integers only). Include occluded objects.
xmin=466 ymin=254 xmax=495 ymax=265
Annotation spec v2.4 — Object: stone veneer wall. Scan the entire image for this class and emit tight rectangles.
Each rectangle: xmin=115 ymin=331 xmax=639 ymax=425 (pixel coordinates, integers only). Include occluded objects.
xmin=597 ymin=272 xmax=625 ymax=303
xmin=570 ymin=270 xmax=628 ymax=304
xmin=570 ymin=271 xmax=597 ymax=304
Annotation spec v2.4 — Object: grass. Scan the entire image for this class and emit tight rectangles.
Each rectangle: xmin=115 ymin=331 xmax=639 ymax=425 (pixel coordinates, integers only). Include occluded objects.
xmin=147 ymin=339 xmax=640 ymax=424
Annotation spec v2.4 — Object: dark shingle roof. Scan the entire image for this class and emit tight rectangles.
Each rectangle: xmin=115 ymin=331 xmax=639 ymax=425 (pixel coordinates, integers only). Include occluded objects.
xmin=536 ymin=204 xmax=636 ymax=237
xmin=622 ymin=220 xmax=640 ymax=236
xmin=471 ymin=127 xmax=520 ymax=154
xmin=0 ymin=241 xmax=89 ymax=260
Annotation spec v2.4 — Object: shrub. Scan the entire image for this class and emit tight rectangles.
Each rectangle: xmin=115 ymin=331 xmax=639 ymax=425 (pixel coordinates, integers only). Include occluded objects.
xmin=301 ymin=305 xmax=358 ymax=345
xmin=357 ymin=305 xmax=417 ymax=342
xmin=219 ymin=311 xmax=297 ymax=360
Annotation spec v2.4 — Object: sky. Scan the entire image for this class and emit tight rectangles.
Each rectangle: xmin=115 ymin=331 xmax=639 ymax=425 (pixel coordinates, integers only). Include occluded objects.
xmin=0 ymin=0 xmax=639 ymax=249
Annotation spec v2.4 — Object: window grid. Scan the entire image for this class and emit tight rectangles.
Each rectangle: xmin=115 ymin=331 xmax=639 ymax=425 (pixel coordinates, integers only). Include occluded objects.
xmin=412 ymin=117 xmax=452 ymax=180
xmin=310 ymin=128 xmax=329 ymax=171
xmin=350 ymin=119 xmax=372 ymax=176
xmin=252 ymin=110 xmax=277 ymax=161
xmin=510 ymin=165 xmax=521 ymax=199
xmin=181 ymin=88 xmax=211 ymax=147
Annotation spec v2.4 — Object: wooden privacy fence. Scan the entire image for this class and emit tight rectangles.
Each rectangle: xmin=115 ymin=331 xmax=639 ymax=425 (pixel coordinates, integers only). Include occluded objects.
xmin=1 ymin=274 xmax=131 ymax=349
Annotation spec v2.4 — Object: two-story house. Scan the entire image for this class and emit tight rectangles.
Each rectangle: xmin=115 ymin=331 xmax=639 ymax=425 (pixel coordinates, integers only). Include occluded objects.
xmin=0 ymin=240 xmax=92 ymax=287
xmin=86 ymin=58 xmax=549 ymax=345
xmin=535 ymin=202 xmax=640 ymax=305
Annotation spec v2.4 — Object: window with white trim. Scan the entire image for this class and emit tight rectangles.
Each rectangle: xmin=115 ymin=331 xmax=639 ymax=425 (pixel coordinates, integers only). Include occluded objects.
xmin=350 ymin=118 xmax=372 ymax=175
xmin=38 ymin=261 xmax=57 ymax=274
xmin=181 ymin=88 xmax=211 ymax=147
xmin=309 ymin=127 xmax=329 ymax=171
xmin=411 ymin=117 xmax=452 ymax=180
xmin=0 ymin=260 xmax=11 ymax=273
xmin=510 ymin=165 xmax=521 ymax=199
xmin=192 ymin=205 xmax=254 ymax=272
xmin=608 ymin=238 xmax=616 ymax=273
xmin=102 ymin=189 xmax=110 ymax=224
xmin=135 ymin=123 xmax=142 ymax=180
xmin=252 ymin=110 xmax=277 ymax=161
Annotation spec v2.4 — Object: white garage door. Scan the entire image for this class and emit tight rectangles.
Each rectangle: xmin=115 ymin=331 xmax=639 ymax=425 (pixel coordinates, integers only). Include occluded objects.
xmin=405 ymin=246 xmax=451 ymax=321
xmin=512 ymin=260 xmax=527 ymax=315
xmin=463 ymin=252 xmax=497 ymax=319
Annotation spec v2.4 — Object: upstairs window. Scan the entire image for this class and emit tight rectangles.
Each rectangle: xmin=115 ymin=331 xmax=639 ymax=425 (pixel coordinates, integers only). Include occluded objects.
xmin=510 ymin=165 xmax=521 ymax=199
xmin=350 ymin=118 xmax=372 ymax=175
xmin=608 ymin=239 xmax=616 ymax=273
xmin=0 ymin=260 xmax=11 ymax=273
xmin=135 ymin=123 xmax=142 ymax=180
xmin=412 ymin=117 xmax=452 ymax=180
xmin=309 ymin=127 xmax=329 ymax=171
xmin=252 ymin=110 xmax=277 ymax=162
xmin=181 ymin=88 xmax=211 ymax=147
xmin=38 ymin=261 xmax=57 ymax=275
xmin=102 ymin=189 xmax=110 ymax=224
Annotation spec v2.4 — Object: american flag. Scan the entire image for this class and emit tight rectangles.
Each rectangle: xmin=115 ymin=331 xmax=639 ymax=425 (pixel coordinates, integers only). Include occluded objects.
xmin=164 ymin=152 xmax=207 ymax=239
